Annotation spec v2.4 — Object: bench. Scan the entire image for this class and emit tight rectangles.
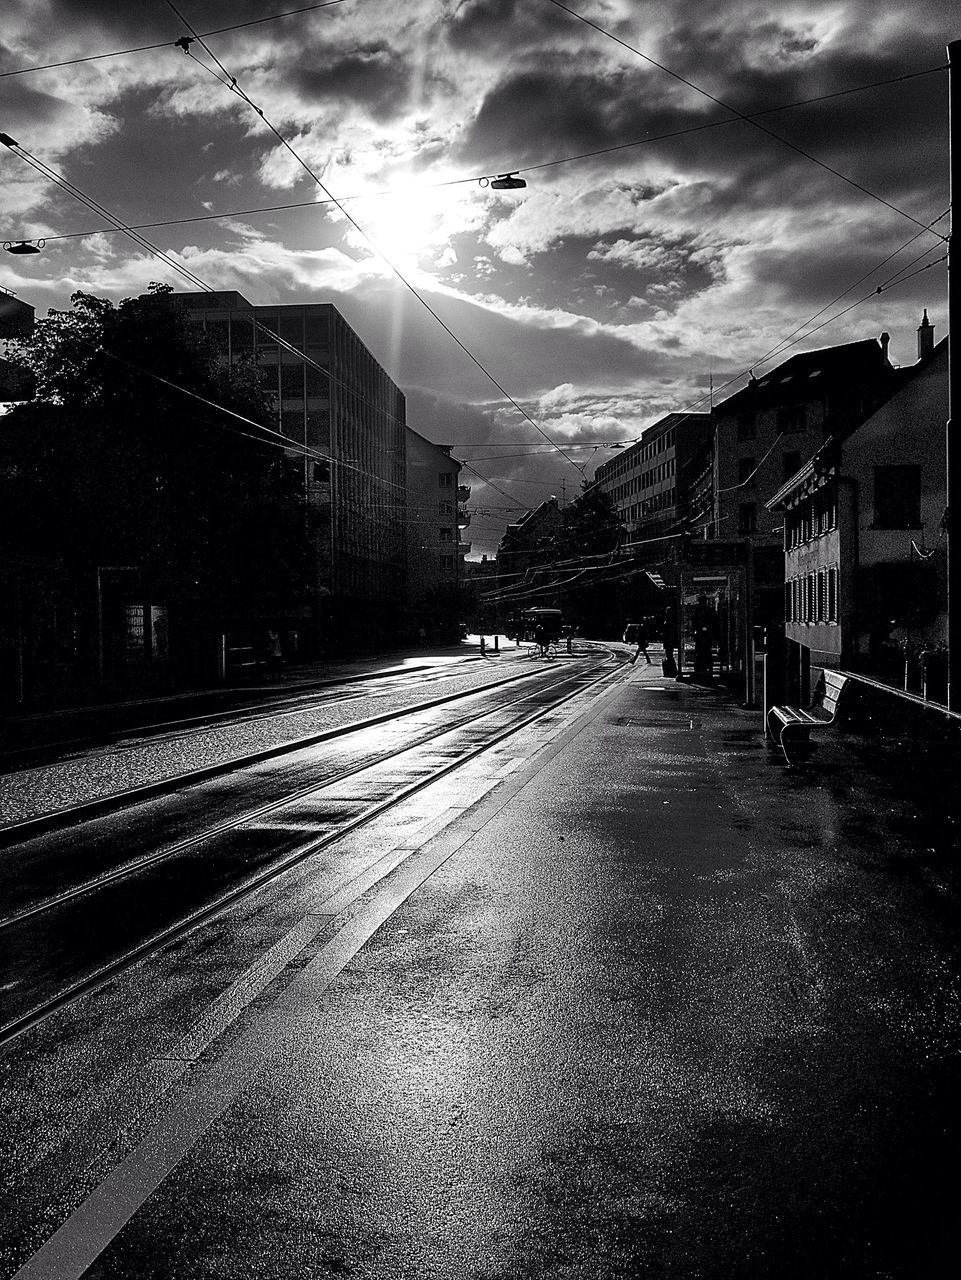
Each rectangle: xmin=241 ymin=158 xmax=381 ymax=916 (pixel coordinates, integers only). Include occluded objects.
xmin=768 ymin=670 xmax=850 ymax=763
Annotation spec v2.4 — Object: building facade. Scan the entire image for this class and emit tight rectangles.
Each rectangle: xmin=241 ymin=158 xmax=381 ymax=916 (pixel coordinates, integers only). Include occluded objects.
xmin=593 ymin=411 xmax=712 ymax=548
xmin=766 ymin=318 xmax=946 ymax=701
xmin=496 ymin=496 xmax=564 ymax=598
xmin=174 ymin=290 xmax=407 ymax=649
xmin=404 ymin=427 xmax=463 ymax=642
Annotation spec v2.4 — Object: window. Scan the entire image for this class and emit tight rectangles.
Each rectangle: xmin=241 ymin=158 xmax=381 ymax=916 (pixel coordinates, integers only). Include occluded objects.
xmin=777 ymin=405 xmax=807 ymax=433
xmin=439 ymin=472 xmax=453 ymax=487
xmin=280 ymin=362 xmax=304 ymax=398
xmin=738 ymin=457 xmax=756 ymax=486
xmin=439 ymin=500 xmax=452 ymax=515
xmin=738 ymin=502 xmax=757 ymax=532
xmin=873 ymin=465 xmax=921 ymax=528
xmin=827 ymin=566 xmax=839 ymax=622
xmin=439 ymin=527 xmax=454 ymax=542
xmin=736 ymin=413 xmax=756 ymax=441
xmin=440 ymin=555 xmax=455 ymax=571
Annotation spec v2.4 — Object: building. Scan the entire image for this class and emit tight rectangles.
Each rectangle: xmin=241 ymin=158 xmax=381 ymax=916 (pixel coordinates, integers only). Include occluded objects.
xmin=173 ymin=290 xmax=408 ymax=649
xmin=707 ymin=331 xmax=903 ymax=669
xmin=0 ymin=285 xmax=34 ymax=342
xmin=593 ymin=411 xmax=712 ymax=548
xmin=404 ymin=427 xmax=463 ymax=642
xmin=496 ymin=496 xmax=564 ymax=598
xmin=766 ymin=315 xmax=946 ymax=702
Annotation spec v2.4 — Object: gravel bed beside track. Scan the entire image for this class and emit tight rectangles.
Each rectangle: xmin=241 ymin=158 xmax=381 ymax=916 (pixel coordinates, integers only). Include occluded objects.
xmin=0 ymin=657 xmax=556 ymax=826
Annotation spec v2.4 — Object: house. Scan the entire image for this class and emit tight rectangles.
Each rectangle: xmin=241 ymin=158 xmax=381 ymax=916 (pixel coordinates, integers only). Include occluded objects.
xmin=765 ymin=314 xmax=946 ymax=702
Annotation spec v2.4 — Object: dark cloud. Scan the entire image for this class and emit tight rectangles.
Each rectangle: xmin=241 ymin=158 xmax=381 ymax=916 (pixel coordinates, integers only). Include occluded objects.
xmin=0 ymin=77 xmax=77 ymax=134
xmin=433 ymin=228 xmax=720 ymax=322
xmin=319 ymin=276 xmax=676 ymax=403
xmin=445 ymin=0 xmax=573 ymax=54
xmin=291 ymin=43 xmax=413 ymax=121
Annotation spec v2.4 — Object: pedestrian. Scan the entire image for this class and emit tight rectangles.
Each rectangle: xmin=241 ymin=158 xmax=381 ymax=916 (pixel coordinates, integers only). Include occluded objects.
xmin=630 ymin=619 xmax=652 ymax=665
xmin=265 ymin=628 xmax=283 ymax=680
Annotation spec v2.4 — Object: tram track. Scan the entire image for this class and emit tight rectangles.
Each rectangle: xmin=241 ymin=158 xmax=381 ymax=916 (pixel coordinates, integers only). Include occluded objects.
xmin=0 ymin=658 xmax=595 ymax=847
xmin=0 ymin=660 xmax=621 ymax=1049
xmin=0 ymin=661 xmax=475 ymax=773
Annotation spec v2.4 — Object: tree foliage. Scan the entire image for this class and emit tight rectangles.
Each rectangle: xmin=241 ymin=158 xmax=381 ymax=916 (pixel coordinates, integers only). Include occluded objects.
xmin=543 ymin=483 xmax=626 ymax=636
xmin=1 ymin=286 xmax=313 ymax=629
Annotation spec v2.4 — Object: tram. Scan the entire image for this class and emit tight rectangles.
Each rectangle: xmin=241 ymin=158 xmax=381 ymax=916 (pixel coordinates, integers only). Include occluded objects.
xmin=505 ymin=607 xmax=563 ymax=642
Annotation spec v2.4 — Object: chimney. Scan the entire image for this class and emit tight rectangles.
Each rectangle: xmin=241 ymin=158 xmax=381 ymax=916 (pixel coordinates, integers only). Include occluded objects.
xmin=879 ymin=331 xmax=890 ymax=365
xmin=917 ymin=309 xmax=934 ymax=361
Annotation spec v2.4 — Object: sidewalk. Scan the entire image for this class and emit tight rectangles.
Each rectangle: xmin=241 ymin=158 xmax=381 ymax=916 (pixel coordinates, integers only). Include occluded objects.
xmin=7 ymin=657 xmax=958 ymax=1278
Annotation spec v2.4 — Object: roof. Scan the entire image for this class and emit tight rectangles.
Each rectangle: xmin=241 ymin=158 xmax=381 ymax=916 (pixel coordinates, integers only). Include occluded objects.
xmin=765 ymin=336 xmax=947 ymax=510
xmin=716 ymin=338 xmax=892 ymax=417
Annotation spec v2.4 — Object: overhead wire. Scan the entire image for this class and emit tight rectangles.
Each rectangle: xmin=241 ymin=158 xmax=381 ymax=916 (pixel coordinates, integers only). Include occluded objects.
xmin=0 ymin=2 xmax=348 ymax=79
xmin=545 ymin=0 xmax=946 ymax=242
xmin=0 ymin=132 xmax=501 ymax=513
xmin=12 ymin=69 xmax=947 ymax=249
xmin=164 ymin=8 xmax=587 ymax=483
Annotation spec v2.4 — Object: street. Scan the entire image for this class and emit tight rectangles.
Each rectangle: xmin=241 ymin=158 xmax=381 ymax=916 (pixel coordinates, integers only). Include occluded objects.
xmin=1 ymin=650 xmax=959 ymax=1278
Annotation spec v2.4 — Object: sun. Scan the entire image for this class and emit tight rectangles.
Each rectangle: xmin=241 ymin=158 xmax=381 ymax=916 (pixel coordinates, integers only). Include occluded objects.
xmin=341 ymin=188 xmax=461 ymax=276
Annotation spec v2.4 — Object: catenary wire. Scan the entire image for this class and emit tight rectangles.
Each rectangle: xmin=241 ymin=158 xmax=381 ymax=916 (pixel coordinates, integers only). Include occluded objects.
xmin=13 ymin=69 xmax=947 ymax=248
xmin=0 ymin=2 xmax=348 ymax=78
xmin=163 ymin=0 xmax=620 ymax=480
xmin=1 ymin=132 xmax=523 ymax=514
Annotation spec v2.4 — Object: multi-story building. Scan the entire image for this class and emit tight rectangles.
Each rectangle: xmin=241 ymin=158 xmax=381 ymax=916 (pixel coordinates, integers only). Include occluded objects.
xmin=174 ymin=290 xmax=407 ymax=649
xmin=404 ymin=427 xmax=463 ymax=642
xmin=710 ymin=332 xmax=901 ymax=649
xmin=593 ymin=411 xmax=712 ymax=549
xmin=766 ymin=315 xmax=946 ymax=701
xmin=496 ymin=496 xmax=564 ymax=597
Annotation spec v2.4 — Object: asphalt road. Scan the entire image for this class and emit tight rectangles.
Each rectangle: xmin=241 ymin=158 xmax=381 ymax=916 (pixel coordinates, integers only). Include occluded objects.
xmin=2 ymin=660 xmax=959 ymax=1278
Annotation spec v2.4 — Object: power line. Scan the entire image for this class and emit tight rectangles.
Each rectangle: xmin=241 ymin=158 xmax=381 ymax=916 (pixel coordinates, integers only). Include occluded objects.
xmin=165 ymin=3 xmax=586 ymax=482
xmin=545 ymin=0 xmax=946 ymax=241
xmin=12 ymin=68 xmax=947 ymax=248
xmin=0 ymin=2 xmax=348 ymax=79
xmin=0 ymin=133 xmax=504 ymax=511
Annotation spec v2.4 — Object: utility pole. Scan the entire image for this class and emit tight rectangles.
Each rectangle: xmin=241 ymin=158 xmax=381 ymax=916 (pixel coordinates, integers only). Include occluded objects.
xmin=948 ymin=41 xmax=961 ymax=710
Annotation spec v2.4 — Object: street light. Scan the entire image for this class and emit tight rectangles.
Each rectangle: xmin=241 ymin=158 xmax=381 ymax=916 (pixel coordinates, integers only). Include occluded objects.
xmin=3 ymin=240 xmax=44 ymax=255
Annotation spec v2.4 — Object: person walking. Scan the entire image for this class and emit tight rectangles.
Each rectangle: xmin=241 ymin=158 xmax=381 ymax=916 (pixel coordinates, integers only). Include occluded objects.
xmin=630 ymin=619 xmax=652 ymax=665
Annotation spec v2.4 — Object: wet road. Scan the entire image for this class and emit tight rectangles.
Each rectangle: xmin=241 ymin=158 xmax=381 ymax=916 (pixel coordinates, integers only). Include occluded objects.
xmin=1 ymin=663 xmax=959 ymax=1278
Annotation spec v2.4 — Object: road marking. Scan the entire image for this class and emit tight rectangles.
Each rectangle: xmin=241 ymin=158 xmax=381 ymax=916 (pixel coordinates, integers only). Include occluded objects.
xmin=11 ymin=671 xmax=622 ymax=1280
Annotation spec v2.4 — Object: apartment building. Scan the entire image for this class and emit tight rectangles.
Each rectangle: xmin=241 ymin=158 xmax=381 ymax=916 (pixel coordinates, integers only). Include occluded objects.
xmin=593 ymin=411 xmax=712 ymax=549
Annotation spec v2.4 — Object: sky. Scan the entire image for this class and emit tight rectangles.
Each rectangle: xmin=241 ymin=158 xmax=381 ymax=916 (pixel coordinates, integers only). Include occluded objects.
xmin=0 ymin=0 xmax=953 ymax=556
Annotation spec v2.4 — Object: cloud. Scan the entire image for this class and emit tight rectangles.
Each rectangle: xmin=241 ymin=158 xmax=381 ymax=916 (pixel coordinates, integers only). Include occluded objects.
xmin=0 ymin=0 xmax=952 ymax=557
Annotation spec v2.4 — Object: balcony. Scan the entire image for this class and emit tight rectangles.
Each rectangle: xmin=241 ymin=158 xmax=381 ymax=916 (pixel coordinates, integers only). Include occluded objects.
xmin=457 ymin=542 xmax=472 ymax=556
xmin=457 ymin=508 xmax=471 ymax=528
xmin=457 ymin=485 xmax=471 ymax=502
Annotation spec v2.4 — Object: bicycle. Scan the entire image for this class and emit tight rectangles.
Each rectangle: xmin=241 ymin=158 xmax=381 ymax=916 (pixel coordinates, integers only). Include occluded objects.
xmin=527 ymin=641 xmax=558 ymax=660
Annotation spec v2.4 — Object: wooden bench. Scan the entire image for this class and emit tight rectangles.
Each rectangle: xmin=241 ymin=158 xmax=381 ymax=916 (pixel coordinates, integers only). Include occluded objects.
xmin=768 ymin=670 xmax=850 ymax=763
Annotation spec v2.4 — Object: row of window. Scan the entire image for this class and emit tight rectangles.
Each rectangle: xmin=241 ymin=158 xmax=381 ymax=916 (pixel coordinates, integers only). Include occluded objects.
xmin=785 ymin=481 xmax=839 ymax=549
xmin=785 ymin=567 xmax=839 ymax=626
xmin=623 ymin=486 xmax=677 ymax=522
xmin=611 ymin=457 xmax=676 ymax=504
xmin=599 ymin=427 xmax=676 ymax=482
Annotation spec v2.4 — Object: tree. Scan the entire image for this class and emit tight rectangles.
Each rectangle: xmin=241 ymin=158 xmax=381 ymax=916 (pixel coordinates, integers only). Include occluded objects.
xmin=542 ymin=484 xmax=627 ymax=637
xmin=1 ymin=286 xmax=314 ymax=677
